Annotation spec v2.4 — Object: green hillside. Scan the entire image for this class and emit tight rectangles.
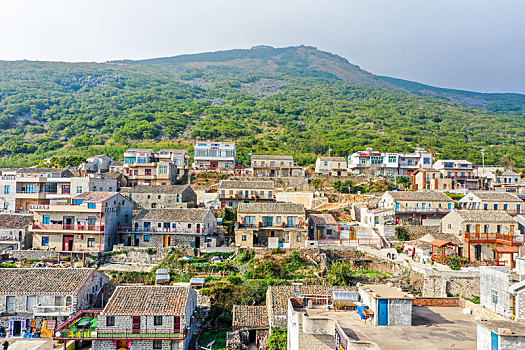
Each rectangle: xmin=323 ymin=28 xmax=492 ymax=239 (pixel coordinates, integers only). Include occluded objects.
xmin=0 ymin=45 xmax=524 ymax=168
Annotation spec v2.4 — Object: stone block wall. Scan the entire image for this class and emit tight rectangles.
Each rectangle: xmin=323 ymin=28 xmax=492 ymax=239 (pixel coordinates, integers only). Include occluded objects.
xmin=422 ymin=275 xmax=480 ymax=299
xmin=413 ymin=297 xmax=460 ymax=307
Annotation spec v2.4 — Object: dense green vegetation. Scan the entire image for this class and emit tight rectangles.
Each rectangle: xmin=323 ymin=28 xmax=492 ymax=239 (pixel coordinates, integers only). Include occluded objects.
xmin=0 ymin=46 xmax=524 ymax=168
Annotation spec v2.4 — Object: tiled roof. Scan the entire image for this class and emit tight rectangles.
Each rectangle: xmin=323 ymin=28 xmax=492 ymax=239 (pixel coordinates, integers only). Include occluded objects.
xmin=16 ymin=168 xmax=68 ymax=174
xmin=133 ymin=208 xmax=212 ymax=223
xmin=232 ymin=305 xmax=269 ymax=329
xmin=238 ymin=202 xmax=304 ymax=214
xmin=120 ymin=185 xmax=191 ymax=194
xmin=268 ymin=285 xmax=354 ymax=316
xmin=0 ymin=268 xmax=95 ymax=295
xmin=0 ymin=214 xmax=33 ymax=229
xmin=386 ymin=191 xmax=453 ymax=202
xmin=318 ymin=157 xmax=346 ymax=162
xmin=309 ymin=214 xmax=337 ymax=225
xmin=101 ymin=286 xmax=191 ymax=316
xmin=453 ymin=210 xmax=515 ymax=223
xmin=468 ymin=191 xmax=522 ymax=202
xmin=218 ymin=180 xmax=275 ymax=190
xmin=252 ymin=155 xmax=294 ymax=161
xmin=73 ymin=192 xmax=118 ymax=202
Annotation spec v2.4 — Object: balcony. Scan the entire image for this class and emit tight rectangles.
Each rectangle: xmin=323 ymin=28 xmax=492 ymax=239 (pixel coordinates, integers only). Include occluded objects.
xmin=34 ymin=305 xmax=73 ymax=317
xmin=117 ymin=226 xmax=205 ymax=234
xmin=54 ymin=310 xmax=185 ymax=341
xmin=31 ymin=223 xmax=105 ymax=232
xmin=464 ymin=232 xmax=523 ymax=245
xmin=238 ymin=222 xmax=307 ymax=230
xmin=394 ymin=207 xmax=451 ymax=214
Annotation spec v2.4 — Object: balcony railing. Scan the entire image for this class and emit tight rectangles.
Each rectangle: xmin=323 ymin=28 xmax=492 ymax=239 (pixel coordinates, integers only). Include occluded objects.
xmin=464 ymin=232 xmax=523 ymax=244
xmin=394 ymin=207 xmax=452 ymax=214
xmin=34 ymin=305 xmax=73 ymax=317
xmin=117 ymin=226 xmax=205 ymax=234
xmin=31 ymin=224 xmax=105 ymax=232
xmin=238 ymin=223 xmax=307 ymax=230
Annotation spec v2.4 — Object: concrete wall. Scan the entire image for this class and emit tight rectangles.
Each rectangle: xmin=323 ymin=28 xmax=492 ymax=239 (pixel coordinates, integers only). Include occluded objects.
xmin=387 ymin=299 xmax=412 ymax=326
xmin=480 ymin=266 xmax=513 ymax=317
xmin=93 ymin=340 xmax=184 ymax=350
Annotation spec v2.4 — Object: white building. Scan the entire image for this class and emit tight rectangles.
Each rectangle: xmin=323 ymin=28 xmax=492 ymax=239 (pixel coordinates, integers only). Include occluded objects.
xmin=315 ymin=157 xmax=347 ymax=176
xmin=348 ymin=148 xmax=433 ymax=176
xmin=193 ymin=142 xmax=236 ymax=170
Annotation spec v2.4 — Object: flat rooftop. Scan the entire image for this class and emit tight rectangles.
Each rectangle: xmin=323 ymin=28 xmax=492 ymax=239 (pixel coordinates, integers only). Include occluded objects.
xmin=305 ymin=306 xmax=477 ymax=350
xmin=359 ymin=284 xmax=414 ymax=299
xmin=477 ymin=320 xmax=525 ymax=336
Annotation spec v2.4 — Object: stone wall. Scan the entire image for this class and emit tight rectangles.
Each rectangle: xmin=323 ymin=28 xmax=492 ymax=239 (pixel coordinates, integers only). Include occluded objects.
xmin=101 ymin=246 xmax=173 ymax=265
xmin=422 ymin=275 xmax=480 ymax=298
xmin=460 ymin=299 xmax=507 ymax=321
xmin=413 ymin=297 xmax=460 ymax=307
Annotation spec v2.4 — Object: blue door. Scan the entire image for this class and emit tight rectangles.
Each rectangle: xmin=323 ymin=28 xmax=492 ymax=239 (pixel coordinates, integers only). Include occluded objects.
xmin=378 ymin=299 xmax=388 ymax=326
xmin=43 ymin=215 xmax=50 ymax=224
xmin=491 ymin=332 xmax=498 ymax=350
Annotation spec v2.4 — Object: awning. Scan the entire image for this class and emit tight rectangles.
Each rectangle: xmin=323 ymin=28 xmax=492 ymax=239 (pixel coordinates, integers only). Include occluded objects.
xmin=430 ymin=239 xmax=458 ymax=248
xmin=494 ymin=246 xmax=518 ymax=254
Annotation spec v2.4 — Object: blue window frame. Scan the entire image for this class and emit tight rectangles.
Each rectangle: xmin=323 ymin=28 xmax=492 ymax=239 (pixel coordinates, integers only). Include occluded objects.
xmin=144 ymin=235 xmax=150 ymax=242
xmin=42 ymin=237 xmax=49 ymax=246
xmin=4 ymin=185 xmax=10 ymax=194
xmin=87 ymin=203 xmax=96 ymax=209
xmin=43 ymin=215 xmax=50 ymax=224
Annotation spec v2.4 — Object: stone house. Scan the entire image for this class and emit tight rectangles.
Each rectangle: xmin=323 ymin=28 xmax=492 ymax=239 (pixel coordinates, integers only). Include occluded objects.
xmin=120 ymin=185 xmax=197 ymax=209
xmin=441 ymin=210 xmax=522 ymax=264
xmin=479 ymin=266 xmax=525 ymax=320
xmin=458 ymin=191 xmax=523 ymax=215
xmin=314 ymin=157 xmax=347 ymax=176
xmin=55 ymin=285 xmax=198 ymax=350
xmin=411 ymin=168 xmax=453 ymax=191
xmin=433 ymin=159 xmax=479 ymax=190
xmin=0 ymin=213 xmax=33 ymax=250
xmin=123 ymin=149 xmax=178 ymax=186
xmin=81 ymin=155 xmax=115 ymax=174
xmin=30 ymin=192 xmax=134 ymax=252
xmin=307 ymin=213 xmax=339 ymax=240
xmin=231 ymin=305 xmax=269 ymax=349
xmin=119 ymin=208 xmax=217 ymax=248
xmin=0 ymin=268 xmax=108 ymax=337
xmin=379 ymin=191 xmax=455 ymax=225
xmin=235 ymin=202 xmax=308 ymax=248
xmin=250 ymin=155 xmax=304 ymax=177
xmin=218 ymin=180 xmax=275 ymax=208
xmin=357 ymin=284 xmax=414 ymax=326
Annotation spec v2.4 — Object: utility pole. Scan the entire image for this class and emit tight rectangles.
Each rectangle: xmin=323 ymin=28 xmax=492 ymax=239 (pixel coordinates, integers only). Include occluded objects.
xmin=328 ymin=147 xmax=332 ymax=158
xmin=481 ymin=148 xmax=485 ymax=173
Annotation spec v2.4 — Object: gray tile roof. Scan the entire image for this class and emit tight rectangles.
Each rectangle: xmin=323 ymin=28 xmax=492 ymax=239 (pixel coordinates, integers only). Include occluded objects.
xmin=73 ymin=192 xmax=118 ymax=202
xmin=238 ymin=202 xmax=305 ymax=214
xmin=387 ymin=191 xmax=453 ymax=202
xmin=133 ymin=208 xmax=212 ymax=223
xmin=101 ymin=286 xmax=191 ymax=316
xmin=120 ymin=185 xmax=191 ymax=195
xmin=453 ymin=210 xmax=516 ymax=223
xmin=232 ymin=305 xmax=269 ymax=329
xmin=0 ymin=214 xmax=33 ymax=229
xmin=468 ymin=191 xmax=522 ymax=202
xmin=318 ymin=157 xmax=346 ymax=162
xmin=16 ymin=168 xmax=68 ymax=174
xmin=309 ymin=214 xmax=337 ymax=225
xmin=0 ymin=268 xmax=95 ymax=295
xmin=218 ymin=180 xmax=275 ymax=190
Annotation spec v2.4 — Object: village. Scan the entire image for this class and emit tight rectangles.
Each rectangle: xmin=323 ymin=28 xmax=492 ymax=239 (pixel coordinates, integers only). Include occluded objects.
xmin=1 ymin=142 xmax=525 ymax=350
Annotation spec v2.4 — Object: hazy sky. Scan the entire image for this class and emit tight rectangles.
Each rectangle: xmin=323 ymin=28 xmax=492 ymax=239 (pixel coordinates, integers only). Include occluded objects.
xmin=1 ymin=0 xmax=524 ymax=93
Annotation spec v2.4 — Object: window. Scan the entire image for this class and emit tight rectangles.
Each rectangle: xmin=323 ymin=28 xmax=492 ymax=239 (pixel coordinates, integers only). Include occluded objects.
xmin=158 ymin=195 xmax=161 ymax=199
xmin=466 ymin=225 xmax=472 ymax=233
xmin=106 ymin=316 xmax=115 ymax=327
xmin=62 ymin=185 xmax=70 ymax=194
xmin=497 ymin=225 xmax=502 ymax=234
xmin=88 ymin=203 xmax=96 ymax=209
xmin=26 ymin=296 xmax=36 ymax=311
xmin=492 ymin=290 xmax=498 ymax=305
xmin=6 ymin=296 xmax=15 ymax=311
xmin=3 ymin=185 xmax=10 ymax=194
xmin=494 ymin=204 xmax=498 ymax=210
xmin=276 ymin=216 xmax=282 ymax=224
xmin=296 ymin=235 xmax=302 ymax=242
xmin=268 ymin=191 xmax=273 ymax=198
xmin=124 ymin=157 xmax=136 ymax=164
xmin=145 ymin=169 xmax=152 ymax=176
xmin=244 ymin=216 xmax=255 ymax=226
xmin=87 ymin=238 xmax=95 ymax=247
xmin=484 ymin=204 xmax=488 ymax=210
xmin=42 ymin=237 xmax=49 ymax=246
xmin=423 ymin=157 xmax=431 ymax=164
xmin=159 ymin=166 xmax=168 ymax=174
xmin=151 ymin=203 xmax=157 ymax=208
xmin=144 ymin=235 xmax=150 ymax=242
xmin=77 ymin=186 xmax=83 ymax=194
xmin=242 ymin=235 xmax=247 ymax=242
xmin=137 ymin=157 xmax=147 ymax=163
xmin=388 ymin=156 xmax=396 ymax=163
xmin=154 ymin=316 xmax=163 ymax=326
xmin=504 ymin=204 xmax=508 ymax=210
xmin=153 ymin=340 xmax=163 ymax=349
xmin=484 ymin=225 xmax=489 ymax=234
xmin=287 ymin=216 xmax=298 ymax=228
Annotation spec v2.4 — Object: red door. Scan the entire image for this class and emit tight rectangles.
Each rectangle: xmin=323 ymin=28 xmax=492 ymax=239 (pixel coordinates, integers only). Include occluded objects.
xmin=211 ymin=162 xmax=218 ymax=170
xmin=132 ymin=316 xmax=141 ymax=334
xmin=63 ymin=235 xmax=74 ymax=251
xmin=174 ymin=316 xmax=181 ymax=333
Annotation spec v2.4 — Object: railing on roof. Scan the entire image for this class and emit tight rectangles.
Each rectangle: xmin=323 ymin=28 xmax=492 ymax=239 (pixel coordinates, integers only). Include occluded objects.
xmin=33 ymin=305 xmax=73 ymax=317
xmin=316 ymin=238 xmax=382 ymax=246
xmin=31 ymin=224 xmax=105 ymax=232
xmin=394 ymin=208 xmax=451 ymax=214
xmin=117 ymin=226 xmax=205 ymax=234
xmin=56 ymin=328 xmax=186 ymax=340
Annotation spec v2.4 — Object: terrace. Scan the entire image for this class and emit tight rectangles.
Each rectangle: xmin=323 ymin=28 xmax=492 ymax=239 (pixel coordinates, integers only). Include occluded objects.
xmin=31 ymin=223 xmax=105 ymax=232
xmin=117 ymin=226 xmax=205 ymax=234
xmin=464 ymin=232 xmax=523 ymax=245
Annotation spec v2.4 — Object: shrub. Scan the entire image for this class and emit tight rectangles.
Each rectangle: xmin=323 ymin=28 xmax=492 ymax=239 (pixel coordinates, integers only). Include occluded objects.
xmin=271 ymin=247 xmax=285 ymax=254
xmin=145 ymin=248 xmax=157 ymax=255
xmin=395 ymin=227 xmax=409 ymax=241
xmin=268 ymin=328 xmax=287 ymax=350
xmin=446 ymin=257 xmax=465 ymax=270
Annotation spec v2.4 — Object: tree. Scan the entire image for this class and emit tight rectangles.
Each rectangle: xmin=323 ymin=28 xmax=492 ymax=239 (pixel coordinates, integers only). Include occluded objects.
xmin=310 ymin=178 xmax=321 ymax=190
xmin=268 ymin=328 xmax=287 ymax=350
xmin=395 ymin=227 xmax=409 ymax=241
xmin=326 ymin=261 xmax=355 ymax=286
